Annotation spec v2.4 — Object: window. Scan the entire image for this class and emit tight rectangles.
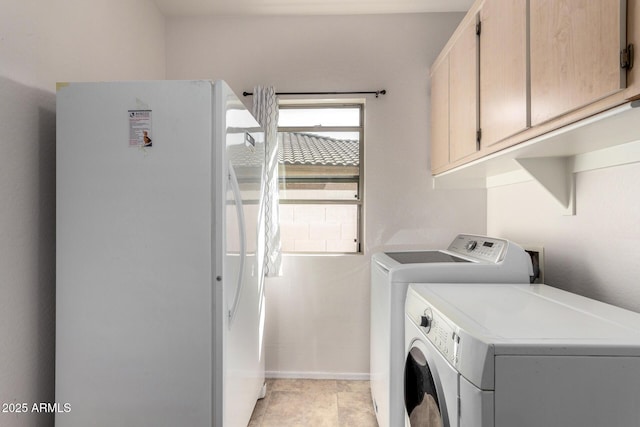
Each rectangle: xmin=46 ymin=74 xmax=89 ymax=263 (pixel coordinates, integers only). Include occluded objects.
xmin=278 ymin=103 xmax=364 ymax=253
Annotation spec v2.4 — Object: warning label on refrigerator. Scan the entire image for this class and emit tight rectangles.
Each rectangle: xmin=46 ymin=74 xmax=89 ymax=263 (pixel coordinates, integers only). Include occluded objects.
xmin=128 ymin=110 xmax=152 ymax=147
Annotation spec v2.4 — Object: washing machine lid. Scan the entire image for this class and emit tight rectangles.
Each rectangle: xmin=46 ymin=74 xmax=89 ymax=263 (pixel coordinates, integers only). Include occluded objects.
xmin=385 ymin=251 xmax=470 ymax=264
xmin=381 ymin=234 xmax=511 ymax=266
xmin=372 ymin=233 xmax=533 ymax=284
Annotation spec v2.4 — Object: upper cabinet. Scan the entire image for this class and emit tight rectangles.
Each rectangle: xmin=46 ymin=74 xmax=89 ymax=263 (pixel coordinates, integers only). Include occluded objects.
xmin=449 ymin=17 xmax=480 ymax=163
xmin=430 ymin=13 xmax=480 ymax=173
xmin=480 ymin=0 xmax=529 ymax=146
xmin=430 ymin=56 xmax=450 ymax=172
xmin=530 ymin=0 xmax=628 ymax=125
xmin=430 ymin=0 xmax=639 ymax=176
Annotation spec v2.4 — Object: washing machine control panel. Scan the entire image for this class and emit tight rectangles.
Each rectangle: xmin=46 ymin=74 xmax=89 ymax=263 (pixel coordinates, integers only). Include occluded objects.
xmin=407 ymin=296 xmax=459 ymax=367
xmin=447 ymin=234 xmax=507 ymax=264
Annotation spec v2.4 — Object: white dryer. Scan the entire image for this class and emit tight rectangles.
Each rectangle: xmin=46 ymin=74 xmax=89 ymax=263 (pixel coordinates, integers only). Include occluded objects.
xmin=370 ymin=235 xmax=533 ymax=427
xmin=404 ymin=282 xmax=640 ymax=427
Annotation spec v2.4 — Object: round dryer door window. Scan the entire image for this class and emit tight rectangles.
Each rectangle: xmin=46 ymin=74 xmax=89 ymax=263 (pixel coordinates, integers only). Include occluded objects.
xmin=404 ymin=346 xmax=444 ymax=427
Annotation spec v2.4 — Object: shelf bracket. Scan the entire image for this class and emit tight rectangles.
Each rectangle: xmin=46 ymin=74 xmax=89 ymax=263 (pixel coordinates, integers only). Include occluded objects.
xmin=514 ymin=157 xmax=576 ymax=215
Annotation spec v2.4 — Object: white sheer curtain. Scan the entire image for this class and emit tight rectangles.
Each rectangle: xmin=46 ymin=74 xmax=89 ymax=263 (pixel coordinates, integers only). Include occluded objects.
xmin=252 ymin=86 xmax=282 ymax=277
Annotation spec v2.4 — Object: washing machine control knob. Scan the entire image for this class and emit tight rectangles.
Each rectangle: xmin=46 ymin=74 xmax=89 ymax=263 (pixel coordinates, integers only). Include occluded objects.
xmin=420 ymin=308 xmax=433 ymax=332
xmin=420 ymin=315 xmax=431 ymax=328
xmin=466 ymin=240 xmax=478 ymax=251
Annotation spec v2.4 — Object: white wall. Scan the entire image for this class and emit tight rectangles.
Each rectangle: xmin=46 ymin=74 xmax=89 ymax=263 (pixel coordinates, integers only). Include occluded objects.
xmin=167 ymin=13 xmax=487 ymax=377
xmin=488 ymin=162 xmax=640 ymax=313
xmin=0 ymin=1 xmax=165 ymax=426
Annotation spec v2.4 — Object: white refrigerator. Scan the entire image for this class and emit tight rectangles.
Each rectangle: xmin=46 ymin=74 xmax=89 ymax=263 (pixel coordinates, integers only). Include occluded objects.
xmin=56 ymin=80 xmax=266 ymax=427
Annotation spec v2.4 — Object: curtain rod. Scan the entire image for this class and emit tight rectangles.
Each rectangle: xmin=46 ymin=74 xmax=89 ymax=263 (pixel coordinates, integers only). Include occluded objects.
xmin=243 ymin=90 xmax=387 ymax=98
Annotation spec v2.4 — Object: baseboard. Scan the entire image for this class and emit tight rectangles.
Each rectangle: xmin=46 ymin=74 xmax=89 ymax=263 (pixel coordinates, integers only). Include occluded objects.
xmin=266 ymin=371 xmax=370 ymax=381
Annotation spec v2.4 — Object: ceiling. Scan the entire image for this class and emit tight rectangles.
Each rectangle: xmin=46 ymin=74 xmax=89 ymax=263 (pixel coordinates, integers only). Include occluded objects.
xmin=152 ymin=0 xmax=474 ymax=17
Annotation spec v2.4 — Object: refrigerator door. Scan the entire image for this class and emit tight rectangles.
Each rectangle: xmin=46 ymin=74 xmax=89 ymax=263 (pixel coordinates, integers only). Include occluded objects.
xmin=215 ymin=81 xmax=267 ymax=427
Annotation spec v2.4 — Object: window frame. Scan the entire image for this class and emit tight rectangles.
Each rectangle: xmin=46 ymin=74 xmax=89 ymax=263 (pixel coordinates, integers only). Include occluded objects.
xmin=277 ymin=101 xmax=365 ymax=254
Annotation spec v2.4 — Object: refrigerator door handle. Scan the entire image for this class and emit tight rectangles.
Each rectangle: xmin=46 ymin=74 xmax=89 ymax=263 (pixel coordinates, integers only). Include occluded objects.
xmin=228 ymin=163 xmax=247 ymax=327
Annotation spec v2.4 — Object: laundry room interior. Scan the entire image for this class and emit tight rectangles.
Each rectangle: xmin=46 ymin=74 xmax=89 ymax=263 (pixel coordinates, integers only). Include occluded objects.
xmin=3 ymin=0 xmax=640 ymax=426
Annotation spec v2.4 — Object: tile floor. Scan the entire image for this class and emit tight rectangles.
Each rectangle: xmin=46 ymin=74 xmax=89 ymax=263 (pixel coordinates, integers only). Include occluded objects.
xmin=248 ymin=378 xmax=379 ymax=427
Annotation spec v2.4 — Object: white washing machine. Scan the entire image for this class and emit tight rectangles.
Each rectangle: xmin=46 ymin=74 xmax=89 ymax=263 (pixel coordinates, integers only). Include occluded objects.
xmin=404 ymin=282 xmax=640 ymax=427
xmin=370 ymin=235 xmax=533 ymax=427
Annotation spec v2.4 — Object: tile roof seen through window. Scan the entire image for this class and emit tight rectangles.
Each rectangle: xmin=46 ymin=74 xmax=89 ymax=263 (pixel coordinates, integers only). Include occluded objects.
xmin=279 ymin=133 xmax=359 ymax=167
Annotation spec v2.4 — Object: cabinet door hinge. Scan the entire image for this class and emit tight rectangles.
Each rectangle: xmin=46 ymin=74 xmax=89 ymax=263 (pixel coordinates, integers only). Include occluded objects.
xmin=476 ymin=21 xmax=482 ymax=36
xmin=621 ymin=44 xmax=634 ymax=70
xmin=476 ymin=129 xmax=482 ymax=150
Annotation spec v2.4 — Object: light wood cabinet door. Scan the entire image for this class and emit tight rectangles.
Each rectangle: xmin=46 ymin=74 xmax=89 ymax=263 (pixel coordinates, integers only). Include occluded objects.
xmin=449 ymin=17 xmax=479 ymax=163
xmin=430 ymin=56 xmax=450 ymax=172
xmin=480 ymin=0 xmax=529 ymax=146
xmin=530 ymin=0 xmax=627 ymax=126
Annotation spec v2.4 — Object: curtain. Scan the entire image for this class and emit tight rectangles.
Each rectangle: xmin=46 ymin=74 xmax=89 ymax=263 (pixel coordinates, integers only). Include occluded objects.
xmin=253 ymin=86 xmax=282 ymax=277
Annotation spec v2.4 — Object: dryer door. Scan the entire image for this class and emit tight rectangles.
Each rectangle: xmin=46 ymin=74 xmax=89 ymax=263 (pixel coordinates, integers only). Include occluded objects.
xmin=404 ymin=339 xmax=458 ymax=427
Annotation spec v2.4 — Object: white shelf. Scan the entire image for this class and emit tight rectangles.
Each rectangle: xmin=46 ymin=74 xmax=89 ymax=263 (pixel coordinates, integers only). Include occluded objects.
xmin=433 ymin=101 xmax=640 ymax=215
